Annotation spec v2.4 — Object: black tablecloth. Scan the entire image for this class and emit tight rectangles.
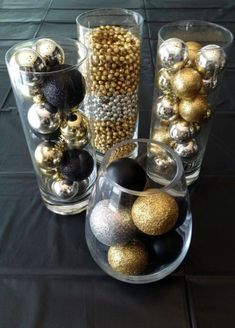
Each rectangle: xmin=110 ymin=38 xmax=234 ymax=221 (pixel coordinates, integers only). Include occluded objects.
xmin=1 ymin=1 xmax=235 ymax=327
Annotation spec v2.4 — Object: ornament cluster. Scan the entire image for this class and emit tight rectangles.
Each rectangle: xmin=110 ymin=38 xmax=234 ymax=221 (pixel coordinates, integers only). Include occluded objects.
xmin=84 ymin=25 xmax=140 ymax=154
xmin=10 ymin=38 xmax=94 ymax=201
xmin=89 ymin=157 xmax=187 ymax=276
xmin=152 ymin=38 xmax=226 ymax=168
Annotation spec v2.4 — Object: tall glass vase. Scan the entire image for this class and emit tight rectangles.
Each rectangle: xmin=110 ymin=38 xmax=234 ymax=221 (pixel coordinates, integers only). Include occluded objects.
xmin=76 ymin=8 xmax=144 ymax=162
xmin=150 ymin=20 xmax=233 ymax=185
xmin=6 ymin=37 xmax=97 ymax=215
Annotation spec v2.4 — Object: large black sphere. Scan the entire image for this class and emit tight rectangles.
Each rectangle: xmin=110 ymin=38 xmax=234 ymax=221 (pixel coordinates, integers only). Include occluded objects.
xmin=150 ymin=230 xmax=183 ymax=264
xmin=107 ymin=157 xmax=147 ymax=191
xmin=60 ymin=149 xmax=94 ymax=182
xmin=42 ymin=64 xmax=85 ymax=108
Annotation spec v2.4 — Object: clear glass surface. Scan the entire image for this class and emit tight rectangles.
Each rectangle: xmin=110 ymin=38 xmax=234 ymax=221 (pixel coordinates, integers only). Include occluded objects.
xmin=86 ymin=139 xmax=192 ymax=284
xmin=150 ymin=20 xmax=233 ymax=185
xmin=76 ymin=9 xmax=144 ymax=162
xmin=6 ymin=37 xmax=97 ymax=215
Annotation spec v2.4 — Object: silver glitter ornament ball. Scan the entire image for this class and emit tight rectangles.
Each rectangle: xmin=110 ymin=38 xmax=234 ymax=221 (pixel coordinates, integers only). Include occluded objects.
xmin=173 ymin=139 xmax=198 ymax=159
xmin=28 ymin=103 xmax=61 ymax=134
xmin=158 ymin=38 xmax=188 ymax=73
xmin=155 ymin=95 xmax=179 ymax=122
xmin=33 ymin=38 xmax=65 ymax=67
xmin=89 ymin=200 xmax=137 ymax=246
xmin=202 ymin=76 xmax=218 ymax=93
xmin=195 ymin=44 xmax=226 ymax=78
xmin=169 ymin=119 xmax=200 ymax=143
xmin=51 ymin=178 xmax=78 ymax=200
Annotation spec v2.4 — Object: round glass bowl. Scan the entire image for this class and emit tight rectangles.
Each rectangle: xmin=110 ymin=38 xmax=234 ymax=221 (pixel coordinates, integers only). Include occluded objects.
xmin=86 ymin=139 xmax=192 ymax=283
xmin=150 ymin=20 xmax=233 ymax=185
xmin=5 ymin=37 xmax=97 ymax=215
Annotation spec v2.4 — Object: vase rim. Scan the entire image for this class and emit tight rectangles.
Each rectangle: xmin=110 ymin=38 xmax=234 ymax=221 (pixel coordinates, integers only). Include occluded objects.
xmin=5 ymin=36 xmax=88 ymax=75
xmin=158 ymin=20 xmax=234 ymax=48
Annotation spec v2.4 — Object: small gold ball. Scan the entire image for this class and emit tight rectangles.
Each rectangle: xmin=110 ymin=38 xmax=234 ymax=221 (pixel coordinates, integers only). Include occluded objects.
xmin=186 ymin=41 xmax=202 ymax=66
xmin=179 ymin=95 xmax=211 ymax=122
xmin=151 ymin=125 xmax=171 ymax=145
xmin=108 ymin=240 xmax=148 ymax=275
xmin=34 ymin=141 xmax=63 ymax=169
xmin=131 ymin=190 xmax=179 ymax=235
xmin=172 ymin=67 xmax=202 ymax=99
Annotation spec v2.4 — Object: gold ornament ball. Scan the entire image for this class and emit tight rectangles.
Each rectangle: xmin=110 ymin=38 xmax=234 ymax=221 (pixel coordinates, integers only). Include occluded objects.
xmin=179 ymin=95 xmax=212 ymax=122
xmin=186 ymin=41 xmax=202 ymax=66
xmin=108 ymin=240 xmax=149 ymax=275
xmin=172 ymin=67 xmax=202 ymax=99
xmin=131 ymin=190 xmax=179 ymax=235
xmin=152 ymin=125 xmax=171 ymax=145
xmin=60 ymin=110 xmax=89 ymax=148
xmin=35 ymin=141 xmax=63 ymax=169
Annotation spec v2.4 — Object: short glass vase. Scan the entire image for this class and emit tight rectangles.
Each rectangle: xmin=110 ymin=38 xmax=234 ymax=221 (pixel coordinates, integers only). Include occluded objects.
xmin=86 ymin=139 xmax=192 ymax=284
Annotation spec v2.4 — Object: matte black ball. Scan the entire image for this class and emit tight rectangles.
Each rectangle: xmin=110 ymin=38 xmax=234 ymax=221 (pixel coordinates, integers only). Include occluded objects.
xmin=59 ymin=149 xmax=94 ymax=182
xmin=42 ymin=64 xmax=85 ymax=108
xmin=150 ymin=230 xmax=183 ymax=264
xmin=107 ymin=157 xmax=147 ymax=191
xmin=174 ymin=197 xmax=188 ymax=229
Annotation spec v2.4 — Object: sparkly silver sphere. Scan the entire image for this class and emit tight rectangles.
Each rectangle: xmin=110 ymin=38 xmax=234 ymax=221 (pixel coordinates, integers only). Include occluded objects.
xmin=51 ymin=178 xmax=78 ymax=200
xmin=169 ymin=119 xmax=200 ymax=143
xmin=202 ymin=76 xmax=218 ymax=93
xmin=28 ymin=103 xmax=61 ymax=134
xmin=33 ymin=38 xmax=65 ymax=67
xmin=195 ymin=44 xmax=226 ymax=78
xmin=60 ymin=111 xmax=89 ymax=148
xmin=89 ymin=200 xmax=137 ymax=246
xmin=157 ymin=68 xmax=172 ymax=94
xmin=35 ymin=141 xmax=63 ymax=169
xmin=155 ymin=95 xmax=179 ymax=122
xmin=158 ymin=38 xmax=188 ymax=73
xmin=173 ymin=139 xmax=198 ymax=159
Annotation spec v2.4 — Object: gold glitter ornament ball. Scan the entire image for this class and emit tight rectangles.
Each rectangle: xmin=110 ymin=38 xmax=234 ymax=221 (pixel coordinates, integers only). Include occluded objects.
xmin=186 ymin=41 xmax=202 ymax=66
xmin=152 ymin=125 xmax=171 ymax=145
xmin=172 ymin=67 xmax=202 ymax=99
xmin=108 ymin=240 xmax=148 ymax=275
xmin=131 ymin=190 xmax=179 ymax=235
xmin=179 ymin=95 xmax=212 ymax=122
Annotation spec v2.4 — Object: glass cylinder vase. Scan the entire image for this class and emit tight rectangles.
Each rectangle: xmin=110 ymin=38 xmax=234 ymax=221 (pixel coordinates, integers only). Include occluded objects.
xmin=150 ymin=20 xmax=233 ymax=185
xmin=5 ymin=37 xmax=97 ymax=215
xmin=76 ymin=8 xmax=144 ymax=162
xmin=86 ymin=139 xmax=192 ymax=284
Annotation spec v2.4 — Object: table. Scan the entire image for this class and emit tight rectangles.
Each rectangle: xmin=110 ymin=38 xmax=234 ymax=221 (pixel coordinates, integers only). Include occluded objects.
xmin=1 ymin=1 xmax=235 ymax=327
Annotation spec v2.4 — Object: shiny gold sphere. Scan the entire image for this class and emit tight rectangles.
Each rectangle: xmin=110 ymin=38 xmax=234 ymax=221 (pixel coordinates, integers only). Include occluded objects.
xmin=179 ymin=95 xmax=212 ymax=122
xmin=131 ymin=190 xmax=179 ymax=235
xmin=172 ymin=67 xmax=202 ymax=99
xmin=108 ymin=240 xmax=149 ymax=275
xmin=34 ymin=141 xmax=63 ymax=169
xmin=60 ymin=110 xmax=89 ymax=148
xmin=186 ymin=41 xmax=202 ymax=66
xmin=151 ymin=125 xmax=171 ymax=145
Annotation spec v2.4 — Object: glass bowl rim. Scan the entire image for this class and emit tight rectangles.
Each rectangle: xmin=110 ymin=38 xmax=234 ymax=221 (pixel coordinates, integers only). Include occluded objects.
xmin=5 ymin=36 xmax=88 ymax=75
xmin=101 ymin=138 xmax=185 ymax=196
xmin=158 ymin=19 xmax=234 ymax=47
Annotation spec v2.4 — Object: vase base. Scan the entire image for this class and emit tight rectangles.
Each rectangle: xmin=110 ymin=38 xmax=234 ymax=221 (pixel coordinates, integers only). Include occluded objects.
xmin=186 ymin=168 xmax=200 ymax=185
xmin=44 ymin=197 xmax=89 ymax=215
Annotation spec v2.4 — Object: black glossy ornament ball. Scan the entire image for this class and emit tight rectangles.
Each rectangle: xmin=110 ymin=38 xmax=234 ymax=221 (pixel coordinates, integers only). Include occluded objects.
xmin=59 ymin=149 xmax=94 ymax=182
xmin=107 ymin=157 xmax=147 ymax=191
xmin=42 ymin=64 xmax=85 ymax=108
xmin=150 ymin=230 xmax=183 ymax=264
